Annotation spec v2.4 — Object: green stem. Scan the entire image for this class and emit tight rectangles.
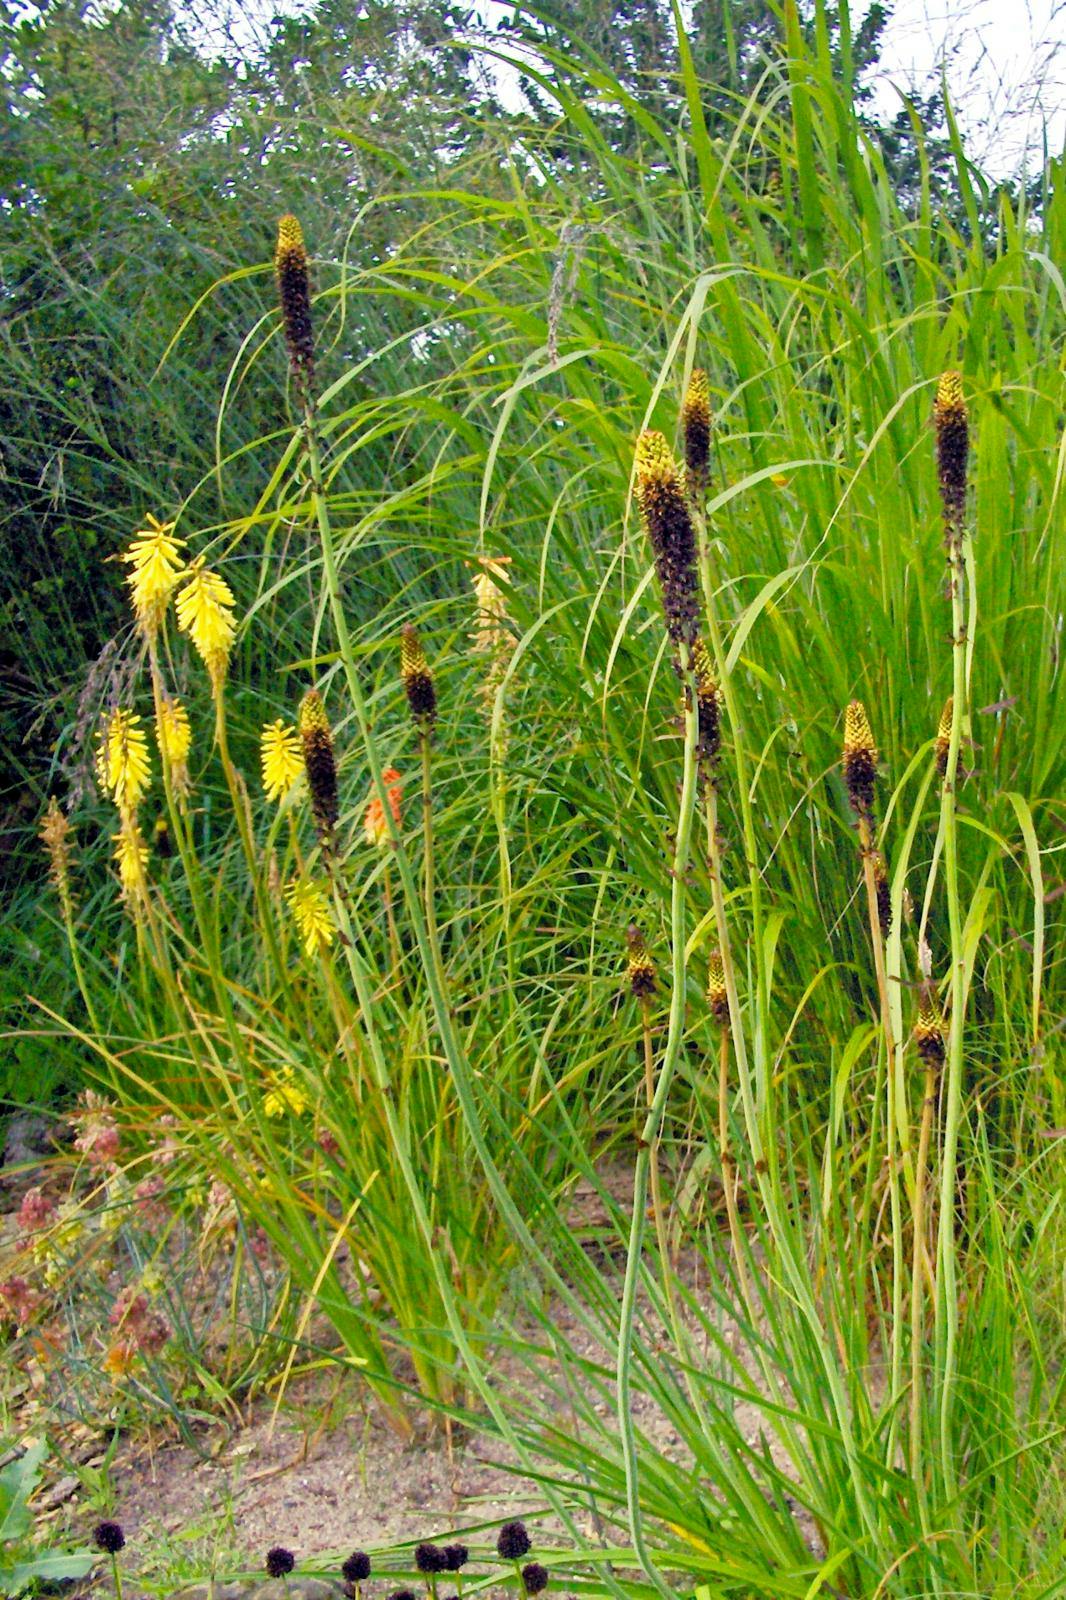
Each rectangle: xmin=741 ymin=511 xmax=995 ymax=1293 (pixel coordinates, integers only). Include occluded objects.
xmin=616 ymin=646 xmax=699 ymax=1600
xmin=935 ymin=534 xmax=971 ymax=1500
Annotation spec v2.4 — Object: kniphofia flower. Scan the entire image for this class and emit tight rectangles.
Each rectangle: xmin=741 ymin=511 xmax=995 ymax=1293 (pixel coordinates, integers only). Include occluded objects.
xmin=175 ymin=561 xmax=236 ymax=693
xmin=286 ymin=877 xmax=335 ymax=956
xmin=156 ymin=697 xmax=191 ymax=798
xmin=112 ymin=817 xmax=149 ymax=898
xmin=97 ymin=710 xmax=152 ymax=813
xmin=121 ymin=515 xmax=185 ymax=639
xmin=261 ymin=720 xmax=303 ymax=803
xmin=363 ymin=767 xmax=402 ymax=846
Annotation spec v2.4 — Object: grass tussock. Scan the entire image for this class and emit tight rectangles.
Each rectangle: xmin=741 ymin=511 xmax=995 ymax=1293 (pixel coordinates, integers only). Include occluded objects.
xmin=6 ymin=18 xmax=1066 ymax=1600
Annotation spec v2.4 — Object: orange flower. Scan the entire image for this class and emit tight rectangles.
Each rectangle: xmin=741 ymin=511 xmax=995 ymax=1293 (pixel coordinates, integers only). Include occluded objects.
xmin=363 ymin=767 xmax=402 ymax=846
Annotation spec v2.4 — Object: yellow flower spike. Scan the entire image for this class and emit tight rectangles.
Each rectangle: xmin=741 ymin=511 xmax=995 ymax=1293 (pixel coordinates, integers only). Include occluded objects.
xmin=120 ymin=515 xmax=186 ymax=639
xmin=285 ymin=877 xmax=335 ymax=957
xmin=112 ymin=816 xmax=149 ymax=899
xmin=97 ymin=709 xmax=152 ymax=813
xmin=156 ymin=697 xmax=191 ymax=798
xmin=260 ymin=719 xmax=304 ymax=803
xmin=175 ymin=561 xmax=236 ymax=694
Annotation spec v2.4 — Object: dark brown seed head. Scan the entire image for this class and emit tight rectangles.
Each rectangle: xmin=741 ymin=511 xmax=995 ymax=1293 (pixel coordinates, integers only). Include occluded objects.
xmin=442 ymin=1546 xmax=468 ymax=1573
xmin=522 ymin=1564 xmax=549 ymax=1596
xmin=401 ymin=623 xmax=437 ymax=730
xmin=842 ymin=700 xmax=877 ymax=817
xmin=275 ymin=214 xmax=314 ymax=394
xmin=634 ymin=431 xmax=699 ymax=650
xmin=299 ymin=690 xmax=338 ymax=842
xmin=625 ymin=923 xmax=657 ymax=1004
xmin=707 ymin=947 xmax=730 ymax=1026
xmin=914 ymin=989 xmax=946 ymax=1070
xmin=93 ymin=1522 xmax=126 ymax=1555
xmin=415 ymin=1544 xmax=447 ymax=1575
xmin=933 ymin=371 xmax=968 ymax=550
xmin=935 ymin=695 xmax=954 ymax=777
xmin=266 ymin=1548 xmax=296 ymax=1578
xmin=342 ymin=1553 xmax=371 ymax=1583
xmin=682 ymin=369 xmax=712 ymax=503
xmin=496 ymin=1521 xmax=531 ymax=1561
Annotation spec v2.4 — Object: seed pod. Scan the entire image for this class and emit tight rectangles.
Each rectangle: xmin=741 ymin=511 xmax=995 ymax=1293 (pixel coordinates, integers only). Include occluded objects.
xmin=625 ymin=923 xmax=656 ymax=1004
xmin=842 ymin=700 xmax=877 ymax=818
xmin=933 ymin=371 xmax=968 ymax=549
xmin=299 ymin=690 xmax=338 ymax=842
xmin=707 ymin=947 xmax=730 ymax=1026
xmin=400 ymin=623 xmax=437 ymax=730
xmin=913 ymin=989 xmax=946 ymax=1070
xmin=634 ymin=430 xmax=699 ymax=650
xmin=522 ymin=1565 xmax=549 ymax=1596
xmin=266 ymin=1548 xmax=296 ymax=1579
xmin=935 ymin=695 xmax=953 ymax=776
xmin=275 ymin=214 xmax=314 ymax=394
xmin=342 ymin=1553 xmax=371 ymax=1584
xmin=682 ymin=369 xmax=712 ymax=503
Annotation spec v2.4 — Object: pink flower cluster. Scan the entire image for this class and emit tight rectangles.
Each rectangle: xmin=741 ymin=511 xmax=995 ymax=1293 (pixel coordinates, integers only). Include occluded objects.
xmin=71 ymin=1092 xmax=121 ymax=1169
xmin=0 ymin=1276 xmax=43 ymax=1327
xmin=17 ymin=1186 xmax=57 ymax=1233
xmin=105 ymin=1286 xmax=169 ymax=1373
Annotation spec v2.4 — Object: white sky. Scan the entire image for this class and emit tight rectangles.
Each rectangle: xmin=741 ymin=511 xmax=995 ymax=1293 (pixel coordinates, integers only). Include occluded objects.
xmin=189 ymin=0 xmax=1065 ymax=179
xmin=856 ymin=0 xmax=1066 ymax=176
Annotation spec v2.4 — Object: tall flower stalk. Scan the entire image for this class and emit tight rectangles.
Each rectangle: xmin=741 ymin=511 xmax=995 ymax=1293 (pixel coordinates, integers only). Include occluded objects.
xmin=930 ymin=371 xmax=973 ymax=1496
